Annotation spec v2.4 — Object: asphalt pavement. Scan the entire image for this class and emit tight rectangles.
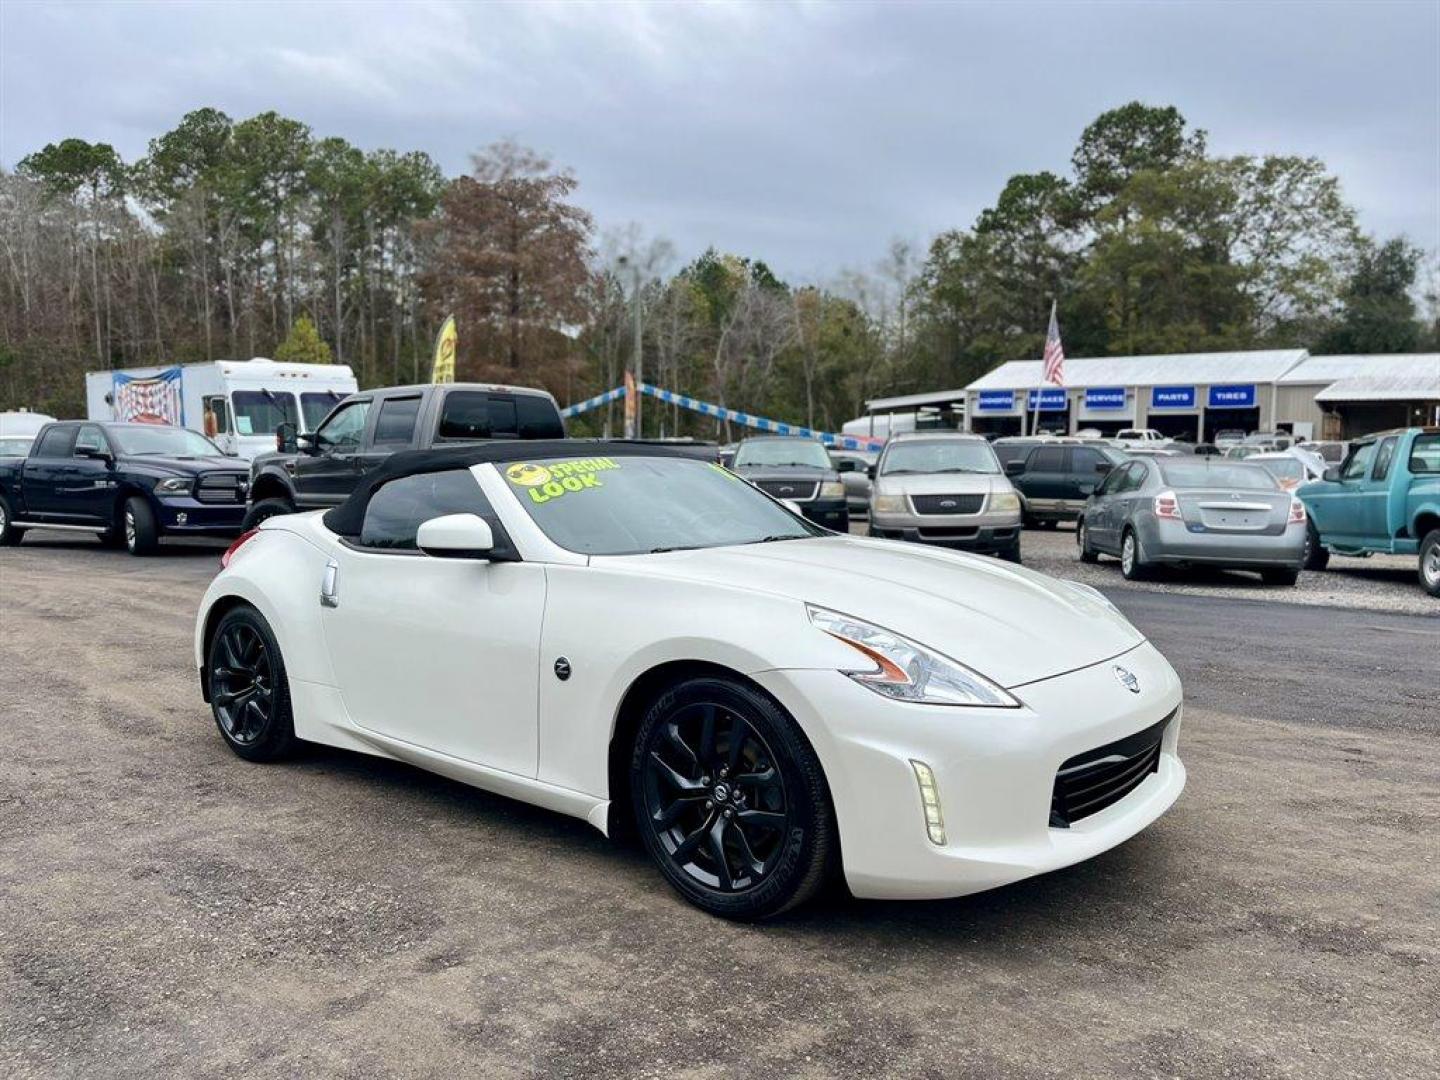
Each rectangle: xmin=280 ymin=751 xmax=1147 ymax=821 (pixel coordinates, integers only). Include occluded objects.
xmin=1 ymin=530 xmax=1436 ymax=1079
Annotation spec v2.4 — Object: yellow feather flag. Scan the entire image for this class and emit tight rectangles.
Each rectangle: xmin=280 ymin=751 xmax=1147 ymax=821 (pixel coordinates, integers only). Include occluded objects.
xmin=431 ymin=315 xmax=457 ymax=384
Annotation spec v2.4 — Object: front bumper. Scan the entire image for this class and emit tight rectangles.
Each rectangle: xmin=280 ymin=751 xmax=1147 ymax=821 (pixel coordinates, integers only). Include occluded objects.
xmin=751 ymin=639 xmax=1184 ymax=900
xmin=869 ymin=515 xmax=1021 ymax=553
xmin=156 ymin=497 xmax=247 ymax=537
xmin=801 ymin=498 xmax=850 ymax=529
xmin=1138 ymin=517 xmax=1306 ymax=568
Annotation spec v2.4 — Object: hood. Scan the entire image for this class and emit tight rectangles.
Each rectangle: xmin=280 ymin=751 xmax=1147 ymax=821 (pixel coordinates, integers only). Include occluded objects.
xmin=621 ymin=535 xmax=1143 ymax=688
xmin=119 ymin=453 xmax=247 ymax=477
xmin=873 ymin=472 xmax=1011 ymax=497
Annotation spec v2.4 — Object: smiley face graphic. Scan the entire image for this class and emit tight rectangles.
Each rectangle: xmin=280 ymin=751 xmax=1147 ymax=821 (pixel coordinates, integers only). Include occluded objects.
xmin=506 ymin=462 xmax=552 ymax=487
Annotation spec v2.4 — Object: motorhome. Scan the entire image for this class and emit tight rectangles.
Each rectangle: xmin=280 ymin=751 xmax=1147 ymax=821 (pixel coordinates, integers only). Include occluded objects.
xmin=85 ymin=358 xmax=358 ymax=460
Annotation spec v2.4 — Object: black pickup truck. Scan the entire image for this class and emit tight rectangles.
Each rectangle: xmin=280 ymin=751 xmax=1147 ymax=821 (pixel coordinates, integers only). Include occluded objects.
xmin=244 ymin=382 xmax=566 ymax=527
xmin=0 ymin=421 xmax=249 ymax=555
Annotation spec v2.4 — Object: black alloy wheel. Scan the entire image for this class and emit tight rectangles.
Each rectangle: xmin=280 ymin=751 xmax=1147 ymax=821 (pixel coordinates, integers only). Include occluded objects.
xmin=632 ymin=678 xmax=832 ymax=919
xmin=208 ymin=607 xmax=296 ymax=761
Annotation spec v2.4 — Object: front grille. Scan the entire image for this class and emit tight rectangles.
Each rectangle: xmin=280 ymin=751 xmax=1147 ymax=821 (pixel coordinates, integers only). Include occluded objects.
xmin=911 ymin=493 xmax=984 ymax=515
xmin=755 ymin=480 xmax=818 ymax=502
xmin=1050 ymin=711 xmax=1173 ymax=828
xmin=195 ymin=473 xmax=248 ymax=504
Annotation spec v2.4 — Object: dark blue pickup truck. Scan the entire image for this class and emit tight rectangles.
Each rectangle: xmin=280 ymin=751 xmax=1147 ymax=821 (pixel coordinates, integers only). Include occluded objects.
xmin=0 ymin=421 xmax=250 ymax=555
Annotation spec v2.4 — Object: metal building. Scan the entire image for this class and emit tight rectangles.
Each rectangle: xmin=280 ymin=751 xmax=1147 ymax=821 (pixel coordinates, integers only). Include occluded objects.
xmin=1274 ymin=354 xmax=1440 ymax=438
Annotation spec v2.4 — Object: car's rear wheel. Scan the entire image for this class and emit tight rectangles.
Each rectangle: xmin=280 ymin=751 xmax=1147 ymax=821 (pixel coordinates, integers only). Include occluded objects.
xmin=0 ymin=494 xmax=25 ymax=546
xmin=207 ymin=606 xmax=296 ymax=762
xmin=242 ymin=497 xmax=294 ymax=531
xmin=123 ymin=496 xmax=159 ymax=556
xmin=1303 ymin=520 xmax=1330 ymax=571
xmin=1120 ymin=528 xmax=1149 ymax=581
xmin=1420 ymin=529 xmax=1440 ymax=598
xmin=630 ymin=676 xmax=833 ymax=920
xmin=1077 ymin=519 xmax=1099 ymax=563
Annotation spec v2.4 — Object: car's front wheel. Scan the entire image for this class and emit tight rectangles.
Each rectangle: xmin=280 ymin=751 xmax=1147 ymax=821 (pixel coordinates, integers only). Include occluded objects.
xmin=207 ymin=606 xmax=297 ymax=762
xmin=0 ymin=493 xmax=25 ymax=546
xmin=630 ymin=676 xmax=833 ymax=920
xmin=242 ymin=497 xmax=294 ymax=531
xmin=122 ymin=496 xmax=159 ymax=556
xmin=1303 ymin=520 xmax=1330 ymax=571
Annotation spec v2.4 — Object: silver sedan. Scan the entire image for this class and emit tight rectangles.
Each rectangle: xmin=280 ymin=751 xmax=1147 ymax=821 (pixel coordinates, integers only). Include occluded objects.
xmin=1077 ymin=456 xmax=1308 ymax=586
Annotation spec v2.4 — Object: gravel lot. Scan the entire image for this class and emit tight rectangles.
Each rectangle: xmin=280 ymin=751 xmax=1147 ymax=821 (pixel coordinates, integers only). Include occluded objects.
xmin=2 ymin=530 xmax=1437 ymax=1079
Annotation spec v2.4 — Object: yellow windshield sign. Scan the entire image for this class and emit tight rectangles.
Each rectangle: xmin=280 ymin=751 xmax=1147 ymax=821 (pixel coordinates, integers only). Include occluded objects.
xmin=505 ymin=457 xmax=620 ymax=504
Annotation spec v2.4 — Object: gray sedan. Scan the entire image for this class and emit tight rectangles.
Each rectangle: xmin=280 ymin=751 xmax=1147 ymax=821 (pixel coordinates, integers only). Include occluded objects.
xmin=1077 ymin=456 xmax=1307 ymax=586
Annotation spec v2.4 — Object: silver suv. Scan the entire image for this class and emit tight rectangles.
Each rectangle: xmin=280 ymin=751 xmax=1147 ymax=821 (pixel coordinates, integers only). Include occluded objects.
xmin=867 ymin=432 xmax=1023 ymax=562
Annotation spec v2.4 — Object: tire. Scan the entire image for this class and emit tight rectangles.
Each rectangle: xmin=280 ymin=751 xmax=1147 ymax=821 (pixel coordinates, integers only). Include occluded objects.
xmin=998 ymin=539 xmax=1022 ymax=564
xmin=1303 ymin=520 xmax=1330 ymax=571
xmin=206 ymin=605 xmax=297 ymax=762
xmin=1419 ymin=529 xmax=1440 ymax=599
xmin=242 ymin=497 xmax=294 ymax=531
xmin=630 ymin=676 xmax=834 ymax=920
xmin=1261 ymin=567 xmax=1300 ymax=587
xmin=1120 ymin=528 xmax=1149 ymax=581
xmin=122 ymin=496 xmax=159 ymax=556
xmin=1077 ymin=518 xmax=1099 ymax=563
xmin=0 ymin=493 xmax=25 ymax=546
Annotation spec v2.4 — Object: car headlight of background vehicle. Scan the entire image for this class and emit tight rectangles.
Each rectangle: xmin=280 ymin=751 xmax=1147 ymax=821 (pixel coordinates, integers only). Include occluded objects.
xmin=819 ymin=480 xmax=846 ymax=500
xmin=154 ymin=478 xmax=192 ymax=495
xmin=872 ymin=492 xmax=905 ymax=513
xmin=990 ymin=489 xmax=1021 ymax=514
xmin=807 ymin=605 xmax=1020 ymax=708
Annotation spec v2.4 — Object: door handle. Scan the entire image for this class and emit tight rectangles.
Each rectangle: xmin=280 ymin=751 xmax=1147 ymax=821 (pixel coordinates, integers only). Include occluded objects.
xmin=320 ymin=559 xmax=340 ymax=608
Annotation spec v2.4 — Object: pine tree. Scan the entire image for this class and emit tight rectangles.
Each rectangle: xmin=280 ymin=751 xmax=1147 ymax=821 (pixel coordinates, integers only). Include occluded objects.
xmin=273 ymin=314 xmax=332 ymax=364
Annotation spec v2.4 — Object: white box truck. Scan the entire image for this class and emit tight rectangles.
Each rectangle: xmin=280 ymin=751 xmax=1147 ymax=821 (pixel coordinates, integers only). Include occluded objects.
xmin=86 ymin=358 xmax=358 ymax=460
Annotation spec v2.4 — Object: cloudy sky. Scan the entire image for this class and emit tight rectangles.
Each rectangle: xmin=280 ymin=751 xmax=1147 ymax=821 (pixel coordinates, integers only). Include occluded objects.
xmin=2 ymin=0 xmax=1436 ymax=282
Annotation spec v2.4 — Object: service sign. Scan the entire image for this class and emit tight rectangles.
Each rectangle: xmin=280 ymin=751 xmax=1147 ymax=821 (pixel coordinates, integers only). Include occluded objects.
xmin=1084 ymin=387 xmax=1127 ymax=410
xmin=1026 ymin=388 xmax=1068 ymax=412
xmin=1207 ymin=384 xmax=1257 ymax=409
xmin=977 ymin=390 xmax=1016 ymax=412
xmin=1151 ymin=386 xmax=1196 ymax=409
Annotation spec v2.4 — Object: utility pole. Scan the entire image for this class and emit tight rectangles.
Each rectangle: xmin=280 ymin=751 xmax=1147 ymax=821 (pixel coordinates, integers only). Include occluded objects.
xmin=619 ymin=256 xmax=643 ymax=438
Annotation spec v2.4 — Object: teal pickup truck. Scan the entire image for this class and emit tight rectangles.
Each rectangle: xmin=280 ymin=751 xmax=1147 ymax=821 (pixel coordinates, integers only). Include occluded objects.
xmin=1298 ymin=428 xmax=1440 ymax=597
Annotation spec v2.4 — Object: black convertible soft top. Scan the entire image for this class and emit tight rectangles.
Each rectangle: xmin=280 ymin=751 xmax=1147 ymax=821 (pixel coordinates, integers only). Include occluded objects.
xmin=321 ymin=439 xmax=714 ymax=537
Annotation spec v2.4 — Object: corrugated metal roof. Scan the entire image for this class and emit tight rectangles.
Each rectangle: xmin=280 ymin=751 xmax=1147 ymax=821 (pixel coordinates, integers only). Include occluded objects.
xmin=864 ymin=388 xmax=969 ymax=411
xmin=1279 ymin=353 xmax=1440 ymax=385
xmin=1314 ymin=361 xmax=1440 ymax=403
xmin=965 ymin=349 xmax=1309 ymax=391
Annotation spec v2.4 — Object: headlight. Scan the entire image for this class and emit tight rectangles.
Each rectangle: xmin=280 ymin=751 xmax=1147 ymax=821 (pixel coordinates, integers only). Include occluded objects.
xmin=155 ymin=478 xmax=191 ymax=495
xmin=807 ymin=605 xmax=1020 ymax=708
xmin=819 ymin=480 xmax=846 ymax=500
xmin=872 ymin=493 xmax=905 ymax=514
xmin=990 ymin=489 xmax=1021 ymax=513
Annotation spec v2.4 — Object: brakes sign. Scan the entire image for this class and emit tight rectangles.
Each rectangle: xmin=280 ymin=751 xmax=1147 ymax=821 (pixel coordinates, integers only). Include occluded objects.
xmin=505 ymin=458 xmax=620 ymax=504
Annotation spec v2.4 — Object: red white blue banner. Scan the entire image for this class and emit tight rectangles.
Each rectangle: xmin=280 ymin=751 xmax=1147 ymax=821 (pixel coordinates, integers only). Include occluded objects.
xmin=113 ymin=367 xmax=184 ymax=426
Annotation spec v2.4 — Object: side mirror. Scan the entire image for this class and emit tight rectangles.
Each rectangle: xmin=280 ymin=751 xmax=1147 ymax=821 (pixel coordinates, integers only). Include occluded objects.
xmin=78 ymin=447 xmax=112 ymax=463
xmin=1004 ymin=460 xmax=1026 ymax=477
xmin=835 ymin=458 xmax=856 ymax=473
xmin=1323 ymin=466 xmax=1341 ymax=483
xmin=866 ymin=464 xmax=877 ymax=480
xmin=276 ymin=422 xmax=299 ymax=454
xmin=417 ymin=513 xmax=494 ymax=559
xmin=1096 ymin=461 xmax=1113 ymax=474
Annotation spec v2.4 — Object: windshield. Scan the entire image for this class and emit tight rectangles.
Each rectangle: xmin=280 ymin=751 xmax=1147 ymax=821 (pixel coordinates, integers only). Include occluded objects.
xmin=109 ymin=426 xmax=222 ymax=457
xmin=1255 ymin=457 xmax=1304 ymax=481
xmin=232 ymin=389 xmax=298 ymax=437
xmin=0 ymin=436 xmax=32 ymax=456
xmin=881 ymin=439 xmax=999 ymax=475
xmin=733 ymin=439 xmax=831 ymax=469
xmin=501 ymin=456 xmax=824 ymax=555
xmin=1158 ymin=461 xmax=1278 ymax=490
xmin=300 ymin=391 xmax=345 ymax=431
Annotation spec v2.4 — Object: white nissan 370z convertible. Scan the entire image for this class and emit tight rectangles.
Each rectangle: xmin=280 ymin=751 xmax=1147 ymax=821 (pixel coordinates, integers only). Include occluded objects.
xmin=196 ymin=440 xmax=1185 ymax=919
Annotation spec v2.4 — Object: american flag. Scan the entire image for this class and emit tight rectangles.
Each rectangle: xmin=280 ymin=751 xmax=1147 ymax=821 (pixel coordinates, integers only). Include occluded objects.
xmin=1042 ymin=299 xmax=1065 ymax=386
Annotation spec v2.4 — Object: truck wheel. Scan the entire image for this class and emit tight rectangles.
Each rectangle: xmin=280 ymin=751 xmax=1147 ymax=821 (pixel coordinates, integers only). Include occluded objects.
xmin=123 ymin=496 xmax=159 ymax=556
xmin=0 ymin=494 xmax=25 ymax=546
xmin=1303 ymin=521 xmax=1330 ymax=571
xmin=243 ymin=497 xmax=294 ymax=531
xmin=1420 ymin=530 xmax=1440 ymax=599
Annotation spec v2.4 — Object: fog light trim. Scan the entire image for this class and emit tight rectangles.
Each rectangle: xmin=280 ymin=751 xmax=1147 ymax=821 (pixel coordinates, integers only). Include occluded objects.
xmin=910 ymin=759 xmax=946 ymax=845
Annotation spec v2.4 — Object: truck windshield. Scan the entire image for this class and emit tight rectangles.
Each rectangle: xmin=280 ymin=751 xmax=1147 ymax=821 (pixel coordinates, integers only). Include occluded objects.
xmin=110 ymin=427 xmax=221 ymax=457
xmin=881 ymin=440 xmax=1000 ymax=476
xmin=300 ymin=391 xmax=344 ymax=431
xmin=232 ymin=390 xmax=298 ymax=437
xmin=500 ymin=456 xmax=823 ymax=555
xmin=733 ymin=439 xmax=832 ymax=469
